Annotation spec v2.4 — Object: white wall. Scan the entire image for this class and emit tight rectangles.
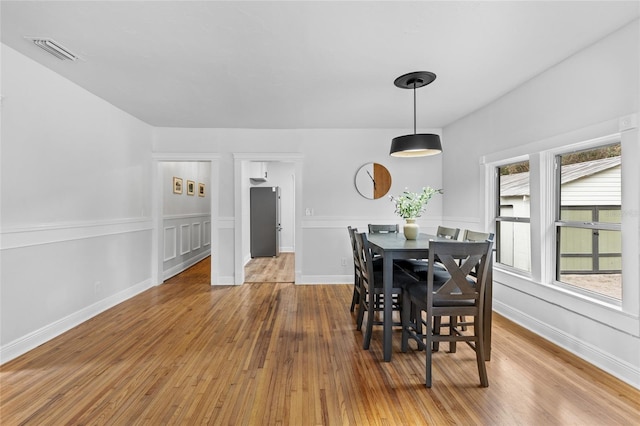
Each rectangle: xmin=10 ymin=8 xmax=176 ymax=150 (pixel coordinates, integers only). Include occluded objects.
xmin=442 ymin=20 xmax=640 ymax=387
xmin=0 ymin=43 xmax=445 ymax=366
xmin=153 ymin=128 xmax=444 ymax=284
xmin=1 ymin=14 xmax=636 ymax=392
xmin=161 ymin=161 xmax=211 ymax=279
xmin=0 ymin=45 xmax=154 ymax=361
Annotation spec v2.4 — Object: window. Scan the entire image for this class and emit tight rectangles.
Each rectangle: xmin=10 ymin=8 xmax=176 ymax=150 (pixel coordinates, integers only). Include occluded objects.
xmin=555 ymin=143 xmax=621 ymax=300
xmin=496 ymin=160 xmax=531 ymax=272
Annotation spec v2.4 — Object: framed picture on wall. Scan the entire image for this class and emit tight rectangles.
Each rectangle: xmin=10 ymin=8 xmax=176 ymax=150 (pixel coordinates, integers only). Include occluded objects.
xmin=173 ymin=177 xmax=183 ymax=194
xmin=187 ymin=180 xmax=195 ymax=196
xmin=199 ymin=183 xmax=205 ymax=197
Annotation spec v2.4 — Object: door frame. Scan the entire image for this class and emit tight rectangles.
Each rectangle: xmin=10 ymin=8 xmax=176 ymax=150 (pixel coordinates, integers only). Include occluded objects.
xmin=233 ymin=153 xmax=304 ymax=285
xmin=152 ymin=153 xmax=221 ymax=285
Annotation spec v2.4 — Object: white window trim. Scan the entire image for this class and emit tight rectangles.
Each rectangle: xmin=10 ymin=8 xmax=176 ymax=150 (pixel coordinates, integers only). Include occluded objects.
xmin=494 ymin=158 xmax=533 ymax=276
xmin=548 ymin=137 xmax=622 ymax=306
xmin=480 ymin=116 xmax=639 ymax=335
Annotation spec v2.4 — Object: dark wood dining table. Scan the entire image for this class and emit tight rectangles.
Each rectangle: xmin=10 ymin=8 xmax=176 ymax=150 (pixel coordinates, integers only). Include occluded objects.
xmin=366 ymin=232 xmax=493 ymax=362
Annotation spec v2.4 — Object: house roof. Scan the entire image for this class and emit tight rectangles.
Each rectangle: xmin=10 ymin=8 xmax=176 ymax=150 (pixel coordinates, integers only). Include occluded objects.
xmin=500 ymin=156 xmax=621 ymax=197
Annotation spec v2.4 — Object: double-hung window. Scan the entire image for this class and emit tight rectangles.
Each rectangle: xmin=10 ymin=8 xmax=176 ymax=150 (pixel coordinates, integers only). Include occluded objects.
xmin=555 ymin=143 xmax=622 ymax=300
xmin=496 ymin=160 xmax=531 ymax=273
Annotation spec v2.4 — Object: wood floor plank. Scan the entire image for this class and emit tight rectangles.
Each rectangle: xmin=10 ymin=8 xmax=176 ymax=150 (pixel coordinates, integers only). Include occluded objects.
xmin=1 ymin=256 xmax=639 ymax=425
xmin=244 ymin=253 xmax=295 ymax=283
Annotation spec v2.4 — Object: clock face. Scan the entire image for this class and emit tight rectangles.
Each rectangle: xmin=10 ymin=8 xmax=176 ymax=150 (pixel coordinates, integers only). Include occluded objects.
xmin=354 ymin=162 xmax=392 ymax=200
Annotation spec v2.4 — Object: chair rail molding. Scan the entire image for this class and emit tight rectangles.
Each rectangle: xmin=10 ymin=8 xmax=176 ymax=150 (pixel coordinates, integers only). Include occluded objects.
xmin=0 ymin=217 xmax=152 ymax=250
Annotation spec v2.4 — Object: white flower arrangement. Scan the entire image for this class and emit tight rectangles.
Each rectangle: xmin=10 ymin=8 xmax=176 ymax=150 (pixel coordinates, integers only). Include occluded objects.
xmin=389 ymin=187 xmax=443 ymax=219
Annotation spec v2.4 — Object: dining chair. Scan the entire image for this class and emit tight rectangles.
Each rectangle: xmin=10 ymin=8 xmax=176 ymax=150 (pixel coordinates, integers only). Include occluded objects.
xmin=401 ymin=239 xmax=494 ymax=388
xmin=462 ymin=229 xmax=494 ymax=243
xmin=368 ymin=224 xmax=399 ymax=234
xmin=348 ymin=226 xmax=389 ymax=330
xmin=347 ymin=226 xmax=364 ymax=320
xmin=354 ymin=231 xmax=417 ymax=350
xmin=436 ymin=226 xmax=460 ymax=240
xmin=396 ymin=226 xmax=461 ymax=276
xmin=453 ymin=230 xmax=494 ymax=331
xmin=460 ymin=230 xmax=494 ymax=277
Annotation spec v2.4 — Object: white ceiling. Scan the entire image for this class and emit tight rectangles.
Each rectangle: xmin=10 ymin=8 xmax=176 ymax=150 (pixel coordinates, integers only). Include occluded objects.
xmin=1 ymin=1 xmax=638 ymax=129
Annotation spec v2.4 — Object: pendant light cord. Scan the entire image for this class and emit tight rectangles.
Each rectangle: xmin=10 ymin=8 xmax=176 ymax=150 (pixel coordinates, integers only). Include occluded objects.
xmin=413 ymin=82 xmax=417 ymax=135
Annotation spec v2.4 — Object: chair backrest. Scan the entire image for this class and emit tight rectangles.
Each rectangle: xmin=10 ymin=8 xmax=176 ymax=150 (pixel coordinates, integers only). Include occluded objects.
xmin=368 ymin=224 xmax=399 ymax=234
xmin=348 ymin=226 xmax=361 ymax=272
xmin=436 ymin=226 xmax=460 ymax=240
xmin=426 ymin=240 xmax=493 ymax=312
xmin=353 ymin=232 xmax=375 ymax=293
xmin=461 ymin=229 xmax=494 ymax=242
xmin=459 ymin=230 xmax=494 ymax=275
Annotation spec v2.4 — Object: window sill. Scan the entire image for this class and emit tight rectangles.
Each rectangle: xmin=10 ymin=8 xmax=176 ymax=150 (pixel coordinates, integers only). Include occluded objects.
xmin=493 ymin=266 xmax=639 ymax=336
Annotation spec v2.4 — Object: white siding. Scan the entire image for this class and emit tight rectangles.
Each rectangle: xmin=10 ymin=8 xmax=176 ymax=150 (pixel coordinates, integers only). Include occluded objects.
xmin=562 ymin=166 xmax=621 ymax=206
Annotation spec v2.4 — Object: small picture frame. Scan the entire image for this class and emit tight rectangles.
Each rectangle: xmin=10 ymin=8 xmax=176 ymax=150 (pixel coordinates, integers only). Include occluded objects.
xmin=187 ymin=180 xmax=195 ymax=196
xmin=173 ymin=177 xmax=183 ymax=194
xmin=198 ymin=183 xmax=206 ymax=197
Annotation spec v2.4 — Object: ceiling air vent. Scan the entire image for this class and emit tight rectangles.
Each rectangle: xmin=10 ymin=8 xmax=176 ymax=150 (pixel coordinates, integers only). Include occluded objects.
xmin=25 ymin=37 xmax=78 ymax=61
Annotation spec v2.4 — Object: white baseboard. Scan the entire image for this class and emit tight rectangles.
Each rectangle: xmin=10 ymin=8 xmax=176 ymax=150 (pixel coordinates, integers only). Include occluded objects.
xmin=215 ymin=276 xmax=237 ymax=285
xmin=162 ymin=250 xmax=211 ymax=281
xmin=493 ymin=300 xmax=640 ymax=390
xmin=298 ymin=275 xmax=351 ymax=285
xmin=0 ymin=278 xmax=154 ymax=365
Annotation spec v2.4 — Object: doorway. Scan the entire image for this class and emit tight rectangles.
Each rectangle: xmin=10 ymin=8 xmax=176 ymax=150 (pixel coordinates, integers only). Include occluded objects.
xmin=152 ymin=154 xmax=221 ymax=286
xmin=233 ymin=153 xmax=303 ymax=285
xmin=244 ymin=253 xmax=295 ymax=283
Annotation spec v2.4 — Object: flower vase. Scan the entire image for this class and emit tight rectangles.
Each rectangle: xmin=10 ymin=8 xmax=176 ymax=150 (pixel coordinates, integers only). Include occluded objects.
xmin=403 ymin=218 xmax=419 ymax=240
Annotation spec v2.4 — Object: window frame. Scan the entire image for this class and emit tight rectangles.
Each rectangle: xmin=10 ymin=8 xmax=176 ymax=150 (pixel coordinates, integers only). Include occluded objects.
xmin=553 ymin=143 xmax=622 ymax=303
xmin=493 ymin=158 xmax=532 ymax=276
xmin=482 ymin=119 xmax=638 ymax=334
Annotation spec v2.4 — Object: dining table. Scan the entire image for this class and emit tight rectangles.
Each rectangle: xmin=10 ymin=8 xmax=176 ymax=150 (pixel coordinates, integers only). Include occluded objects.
xmin=366 ymin=232 xmax=494 ymax=362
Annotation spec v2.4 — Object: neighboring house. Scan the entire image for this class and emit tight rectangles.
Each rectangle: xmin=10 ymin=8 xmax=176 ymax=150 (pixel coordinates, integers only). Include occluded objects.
xmin=500 ymin=156 xmax=622 ymax=273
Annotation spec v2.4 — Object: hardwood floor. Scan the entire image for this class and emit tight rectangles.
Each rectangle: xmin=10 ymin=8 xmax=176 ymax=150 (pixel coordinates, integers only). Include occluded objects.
xmin=1 ymin=257 xmax=639 ymax=424
xmin=244 ymin=253 xmax=295 ymax=283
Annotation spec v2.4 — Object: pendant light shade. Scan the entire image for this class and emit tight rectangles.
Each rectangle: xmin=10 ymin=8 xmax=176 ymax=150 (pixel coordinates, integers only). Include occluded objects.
xmin=390 ymin=134 xmax=442 ymax=157
xmin=390 ymin=71 xmax=442 ymax=158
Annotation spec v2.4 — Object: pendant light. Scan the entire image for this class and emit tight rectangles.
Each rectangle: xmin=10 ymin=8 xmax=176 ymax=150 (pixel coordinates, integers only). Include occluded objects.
xmin=390 ymin=71 xmax=442 ymax=157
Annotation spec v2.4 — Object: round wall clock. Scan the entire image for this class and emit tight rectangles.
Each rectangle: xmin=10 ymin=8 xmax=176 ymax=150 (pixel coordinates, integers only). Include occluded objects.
xmin=354 ymin=162 xmax=392 ymax=200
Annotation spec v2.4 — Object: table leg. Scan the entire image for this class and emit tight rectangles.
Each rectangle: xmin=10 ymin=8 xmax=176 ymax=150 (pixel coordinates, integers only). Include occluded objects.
xmin=484 ymin=260 xmax=493 ymax=361
xmin=383 ymin=254 xmax=394 ymax=362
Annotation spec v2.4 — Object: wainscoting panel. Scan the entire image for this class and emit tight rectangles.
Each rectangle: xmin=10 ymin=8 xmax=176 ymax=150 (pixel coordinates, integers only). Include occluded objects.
xmin=192 ymin=223 xmax=201 ymax=250
xmin=163 ymin=214 xmax=211 ymax=280
xmin=180 ymin=224 xmax=191 ymax=255
xmin=163 ymin=226 xmax=177 ymax=261
xmin=204 ymin=221 xmax=211 ymax=246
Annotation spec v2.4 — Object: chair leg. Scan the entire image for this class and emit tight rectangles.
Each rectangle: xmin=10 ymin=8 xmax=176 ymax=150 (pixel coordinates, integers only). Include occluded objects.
xmin=459 ymin=315 xmax=467 ymax=331
xmin=350 ymin=275 xmax=360 ymax=312
xmin=401 ymin=293 xmax=411 ymax=353
xmin=425 ymin=313 xmax=434 ymax=388
xmin=475 ymin=315 xmax=489 ymax=387
xmin=362 ymin=294 xmax=375 ymax=350
xmin=432 ymin=316 xmax=441 ymax=352
xmin=356 ymin=292 xmax=366 ymax=331
xmin=449 ymin=315 xmax=457 ymax=353
xmin=350 ymin=289 xmax=357 ymax=312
